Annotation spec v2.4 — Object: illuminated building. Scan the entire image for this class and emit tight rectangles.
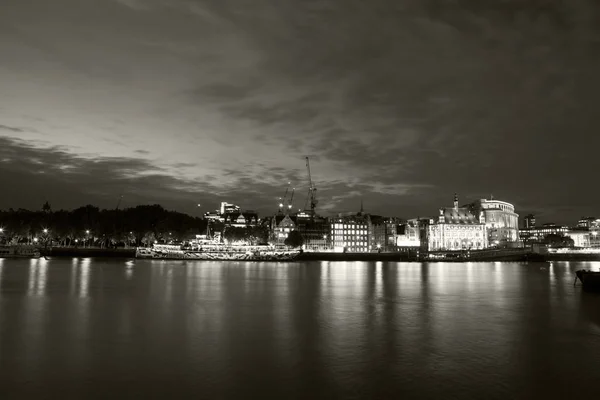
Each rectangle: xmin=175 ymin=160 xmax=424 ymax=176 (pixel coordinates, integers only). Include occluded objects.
xmin=467 ymin=198 xmax=520 ymax=245
xmin=203 ymin=202 xmax=258 ymax=227
xmin=396 ymin=219 xmax=421 ymax=248
xmin=270 ymin=214 xmax=296 ymax=244
xmin=519 ymin=223 xmax=568 ymax=244
xmin=330 ymin=212 xmax=371 ymax=253
xmin=220 ymin=202 xmax=241 ymax=215
xmin=370 ymin=216 xmax=404 ymax=251
xmin=268 ymin=214 xmax=329 ymax=250
xmin=524 ymin=214 xmax=536 ymax=229
xmin=566 ymin=230 xmax=591 ymax=248
xmin=224 ymin=211 xmax=259 ymax=228
xmin=572 ymin=217 xmax=600 ymax=248
xmin=427 ymin=194 xmax=487 ymax=251
xmin=295 ymin=216 xmax=329 ymax=251
xmin=577 ymin=217 xmax=600 ymax=229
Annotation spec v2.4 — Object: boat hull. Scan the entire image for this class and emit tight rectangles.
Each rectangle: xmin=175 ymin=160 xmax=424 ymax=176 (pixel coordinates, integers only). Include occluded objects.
xmin=576 ymin=270 xmax=600 ymax=291
xmin=136 ymin=248 xmax=300 ymax=261
xmin=0 ymin=245 xmax=41 ymax=259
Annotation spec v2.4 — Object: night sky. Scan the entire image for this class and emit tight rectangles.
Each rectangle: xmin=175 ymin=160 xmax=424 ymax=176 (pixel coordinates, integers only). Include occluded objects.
xmin=1 ymin=0 xmax=599 ymax=223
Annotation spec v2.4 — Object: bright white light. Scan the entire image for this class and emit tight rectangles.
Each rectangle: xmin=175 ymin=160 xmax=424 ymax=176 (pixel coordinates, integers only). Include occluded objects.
xmin=85 ymin=230 xmax=90 ymax=234
xmin=0 ymin=228 xmax=4 ymax=233
xmin=43 ymin=228 xmax=48 ymax=233
xmin=33 ymin=237 xmax=38 ymax=242
xmin=75 ymin=239 xmax=78 ymax=243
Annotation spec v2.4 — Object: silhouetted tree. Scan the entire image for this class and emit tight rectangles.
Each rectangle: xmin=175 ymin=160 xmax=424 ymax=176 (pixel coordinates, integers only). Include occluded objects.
xmin=0 ymin=204 xmax=206 ymax=247
xmin=42 ymin=201 xmax=51 ymax=213
xmin=544 ymin=234 xmax=574 ymax=248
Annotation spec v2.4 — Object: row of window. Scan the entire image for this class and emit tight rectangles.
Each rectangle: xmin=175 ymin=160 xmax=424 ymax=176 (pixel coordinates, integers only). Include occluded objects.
xmin=332 ymin=224 xmax=368 ymax=229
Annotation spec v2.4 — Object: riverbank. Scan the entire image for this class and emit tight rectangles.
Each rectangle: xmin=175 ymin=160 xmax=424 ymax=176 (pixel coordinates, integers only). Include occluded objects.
xmin=42 ymin=247 xmax=136 ymax=258
xmin=36 ymin=247 xmax=600 ymax=262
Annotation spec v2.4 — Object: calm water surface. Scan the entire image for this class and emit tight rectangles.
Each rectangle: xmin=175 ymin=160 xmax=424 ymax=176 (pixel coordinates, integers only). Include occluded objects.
xmin=1 ymin=258 xmax=599 ymax=399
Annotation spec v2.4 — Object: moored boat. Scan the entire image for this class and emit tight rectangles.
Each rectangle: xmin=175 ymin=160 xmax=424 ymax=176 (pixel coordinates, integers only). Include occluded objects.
xmin=0 ymin=245 xmax=42 ymax=259
xmin=575 ymin=269 xmax=600 ymax=291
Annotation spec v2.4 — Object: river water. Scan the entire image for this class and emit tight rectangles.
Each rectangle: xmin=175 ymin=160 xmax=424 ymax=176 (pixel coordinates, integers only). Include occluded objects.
xmin=0 ymin=258 xmax=599 ymax=399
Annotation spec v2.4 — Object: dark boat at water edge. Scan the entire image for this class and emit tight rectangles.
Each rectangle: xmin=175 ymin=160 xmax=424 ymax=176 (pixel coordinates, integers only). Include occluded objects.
xmin=575 ymin=270 xmax=600 ymax=291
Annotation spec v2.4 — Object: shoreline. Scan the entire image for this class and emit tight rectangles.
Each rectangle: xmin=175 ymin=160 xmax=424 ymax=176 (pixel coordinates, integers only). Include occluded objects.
xmin=36 ymin=247 xmax=600 ymax=262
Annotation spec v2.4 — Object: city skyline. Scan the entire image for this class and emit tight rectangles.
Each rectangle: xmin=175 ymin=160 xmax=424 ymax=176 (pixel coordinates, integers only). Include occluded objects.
xmin=2 ymin=0 xmax=599 ymax=223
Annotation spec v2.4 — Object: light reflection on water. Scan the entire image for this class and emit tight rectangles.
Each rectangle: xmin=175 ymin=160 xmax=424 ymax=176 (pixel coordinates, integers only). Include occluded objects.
xmin=0 ymin=259 xmax=599 ymax=398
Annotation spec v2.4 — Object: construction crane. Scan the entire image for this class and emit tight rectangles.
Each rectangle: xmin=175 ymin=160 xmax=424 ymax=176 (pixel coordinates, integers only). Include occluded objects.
xmin=278 ymin=182 xmax=291 ymax=213
xmin=287 ymin=187 xmax=295 ymax=211
xmin=115 ymin=194 xmax=124 ymax=211
xmin=304 ymin=156 xmax=318 ymax=216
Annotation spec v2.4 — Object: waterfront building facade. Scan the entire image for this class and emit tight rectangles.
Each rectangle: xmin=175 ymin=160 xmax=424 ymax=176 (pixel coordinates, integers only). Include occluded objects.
xmin=370 ymin=216 xmax=401 ymax=251
xmin=524 ymin=214 xmax=536 ymax=229
xmin=396 ymin=219 xmax=421 ymax=248
xmin=566 ymin=230 xmax=591 ymax=248
xmin=519 ymin=223 xmax=569 ymax=244
xmin=329 ymin=213 xmax=371 ymax=253
xmin=224 ymin=211 xmax=259 ymax=228
xmin=427 ymin=194 xmax=487 ymax=251
xmin=467 ymin=198 xmax=520 ymax=246
xmin=269 ymin=214 xmax=296 ymax=244
xmin=204 ymin=202 xmax=258 ymax=227
xmin=296 ymin=216 xmax=330 ymax=251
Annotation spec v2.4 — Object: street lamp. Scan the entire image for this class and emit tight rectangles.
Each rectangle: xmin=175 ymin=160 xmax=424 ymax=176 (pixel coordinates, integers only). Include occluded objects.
xmin=43 ymin=228 xmax=48 ymax=234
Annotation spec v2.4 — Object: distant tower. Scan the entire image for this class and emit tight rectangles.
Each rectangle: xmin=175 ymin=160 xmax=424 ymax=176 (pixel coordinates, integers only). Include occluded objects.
xmin=524 ymin=214 xmax=536 ymax=229
xmin=453 ymin=193 xmax=459 ymax=210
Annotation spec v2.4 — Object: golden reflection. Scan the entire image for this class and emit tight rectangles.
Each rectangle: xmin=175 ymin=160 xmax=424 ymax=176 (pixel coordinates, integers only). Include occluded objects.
xmin=434 ymin=263 xmax=448 ymax=291
xmin=494 ymin=263 xmax=504 ymax=287
xmin=375 ymin=261 xmax=383 ymax=299
xmin=37 ymin=258 xmax=48 ymax=296
xmin=27 ymin=258 xmax=49 ymax=296
xmin=466 ymin=262 xmax=474 ymax=291
xmin=28 ymin=258 xmax=38 ymax=295
xmin=125 ymin=260 xmax=134 ymax=280
xmin=164 ymin=266 xmax=173 ymax=301
xmin=79 ymin=258 xmax=91 ymax=298
xmin=0 ymin=258 xmax=4 ymax=286
xmin=70 ymin=258 xmax=78 ymax=295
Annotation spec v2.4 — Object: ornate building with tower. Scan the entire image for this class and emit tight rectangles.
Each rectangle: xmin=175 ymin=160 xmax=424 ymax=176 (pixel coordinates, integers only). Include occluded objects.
xmin=427 ymin=194 xmax=488 ymax=251
xmin=466 ymin=198 xmax=520 ymax=246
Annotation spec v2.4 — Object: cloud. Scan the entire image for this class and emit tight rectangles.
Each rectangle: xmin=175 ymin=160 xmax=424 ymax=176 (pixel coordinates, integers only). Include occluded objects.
xmin=112 ymin=0 xmax=150 ymax=10
xmin=1 ymin=0 xmax=599 ymax=223
xmin=0 ymin=124 xmax=25 ymax=133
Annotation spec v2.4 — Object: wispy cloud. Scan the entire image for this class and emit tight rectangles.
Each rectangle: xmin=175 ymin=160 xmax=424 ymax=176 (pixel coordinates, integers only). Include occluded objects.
xmin=1 ymin=0 xmax=599 ymax=222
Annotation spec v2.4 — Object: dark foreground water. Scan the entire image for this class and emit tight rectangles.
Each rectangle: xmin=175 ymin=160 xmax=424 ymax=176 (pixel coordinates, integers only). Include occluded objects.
xmin=1 ymin=259 xmax=599 ymax=399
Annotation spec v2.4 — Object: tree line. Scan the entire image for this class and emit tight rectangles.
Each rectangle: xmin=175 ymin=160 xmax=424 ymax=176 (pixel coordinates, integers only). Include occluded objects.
xmin=0 ymin=202 xmax=275 ymax=248
xmin=0 ymin=203 xmax=207 ymax=247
